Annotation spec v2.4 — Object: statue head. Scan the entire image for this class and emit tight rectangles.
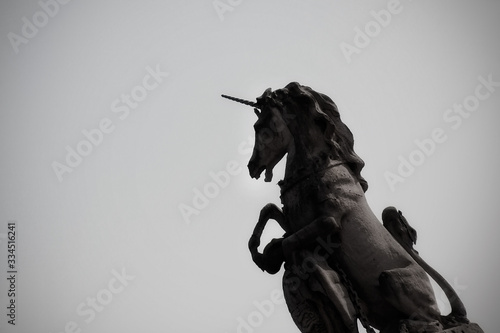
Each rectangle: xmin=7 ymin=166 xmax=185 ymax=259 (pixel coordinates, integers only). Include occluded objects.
xmin=222 ymin=82 xmax=368 ymax=190
xmin=247 ymin=88 xmax=294 ymax=182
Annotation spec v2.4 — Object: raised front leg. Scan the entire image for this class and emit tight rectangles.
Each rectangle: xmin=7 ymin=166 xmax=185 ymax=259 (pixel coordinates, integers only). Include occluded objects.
xmin=248 ymin=203 xmax=289 ymax=274
xmin=250 ymin=203 xmax=289 ymax=242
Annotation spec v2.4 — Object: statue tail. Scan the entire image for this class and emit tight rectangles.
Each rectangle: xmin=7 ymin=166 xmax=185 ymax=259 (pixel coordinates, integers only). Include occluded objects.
xmin=381 ymin=207 xmax=468 ymax=322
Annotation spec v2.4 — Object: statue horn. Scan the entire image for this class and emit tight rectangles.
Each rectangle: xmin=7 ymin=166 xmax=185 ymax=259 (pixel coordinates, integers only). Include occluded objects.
xmin=221 ymin=94 xmax=259 ymax=108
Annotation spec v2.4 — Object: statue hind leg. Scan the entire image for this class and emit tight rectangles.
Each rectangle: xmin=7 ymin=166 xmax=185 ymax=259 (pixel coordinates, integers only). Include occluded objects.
xmin=379 ymin=265 xmax=443 ymax=332
xmin=382 ymin=207 xmax=469 ymax=327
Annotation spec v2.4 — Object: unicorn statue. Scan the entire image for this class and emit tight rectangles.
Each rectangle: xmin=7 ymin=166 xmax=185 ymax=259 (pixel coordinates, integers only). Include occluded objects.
xmin=222 ymin=82 xmax=483 ymax=333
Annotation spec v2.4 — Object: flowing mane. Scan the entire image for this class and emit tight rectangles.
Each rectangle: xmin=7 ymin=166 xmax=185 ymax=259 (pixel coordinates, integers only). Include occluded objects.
xmin=281 ymin=82 xmax=368 ymax=192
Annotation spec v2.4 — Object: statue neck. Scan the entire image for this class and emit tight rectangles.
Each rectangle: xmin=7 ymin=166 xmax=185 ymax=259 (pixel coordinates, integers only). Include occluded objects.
xmin=279 ymin=114 xmax=341 ymax=188
xmin=280 ymin=149 xmax=345 ymax=195
xmin=282 ymin=137 xmax=341 ymax=187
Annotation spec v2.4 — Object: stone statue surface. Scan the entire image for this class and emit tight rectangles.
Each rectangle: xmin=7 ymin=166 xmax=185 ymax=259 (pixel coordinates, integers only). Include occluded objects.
xmin=222 ymin=82 xmax=484 ymax=333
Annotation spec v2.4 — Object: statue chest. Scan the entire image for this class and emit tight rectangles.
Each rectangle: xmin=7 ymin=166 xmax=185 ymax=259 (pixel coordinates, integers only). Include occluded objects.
xmin=279 ymin=164 xmax=364 ymax=231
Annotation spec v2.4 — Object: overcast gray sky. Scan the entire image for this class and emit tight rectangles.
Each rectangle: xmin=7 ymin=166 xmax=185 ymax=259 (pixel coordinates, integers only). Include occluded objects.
xmin=0 ymin=1 xmax=499 ymax=332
